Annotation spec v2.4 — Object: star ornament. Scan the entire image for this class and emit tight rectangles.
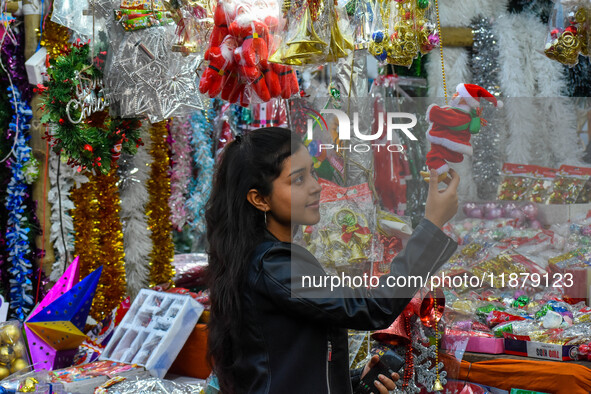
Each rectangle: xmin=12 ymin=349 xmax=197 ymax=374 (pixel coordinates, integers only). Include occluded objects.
xmin=105 ymin=23 xmax=204 ymax=123
xmin=25 ymin=258 xmax=102 ymax=370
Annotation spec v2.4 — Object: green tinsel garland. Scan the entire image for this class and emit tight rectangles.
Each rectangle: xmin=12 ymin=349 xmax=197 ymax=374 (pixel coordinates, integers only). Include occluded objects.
xmin=38 ymin=41 xmax=143 ymax=174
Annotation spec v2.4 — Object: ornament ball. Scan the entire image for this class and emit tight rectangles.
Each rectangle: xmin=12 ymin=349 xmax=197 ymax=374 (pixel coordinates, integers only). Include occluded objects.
xmin=0 ymin=324 xmax=21 ymax=344
xmin=10 ymin=358 xmax=28 ymax=374
xmin=12 ymin=342 xmax=25 ymax=358
xmin=0 ymin=345 xmax=15 ymax=364
xmin=463 ymin=202 xmax=478 ymax=216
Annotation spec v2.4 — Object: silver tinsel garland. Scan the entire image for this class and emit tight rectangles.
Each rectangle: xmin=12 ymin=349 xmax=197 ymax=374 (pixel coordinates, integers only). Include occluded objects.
xmin=469 ymin=17 xmax=503 ymax=200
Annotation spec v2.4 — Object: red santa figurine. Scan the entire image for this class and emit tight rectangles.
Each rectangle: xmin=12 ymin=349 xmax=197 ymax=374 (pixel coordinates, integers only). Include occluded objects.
xmin=420 ymin=83 xmax=502 ymax=183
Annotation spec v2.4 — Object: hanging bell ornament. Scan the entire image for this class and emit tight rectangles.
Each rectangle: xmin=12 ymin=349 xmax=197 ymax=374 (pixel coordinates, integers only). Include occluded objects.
xmin=419 ymin=287 xmax=445 ymax=327
xmin=326 ymin=16 xmax=354 ymax=62
xmin=349 ymin=242 xmax=368 ymax=263
xmin=288 ymin=7 xmax=327 ymax=46
xmin=433 ymin=377 xmax=444 ymax=391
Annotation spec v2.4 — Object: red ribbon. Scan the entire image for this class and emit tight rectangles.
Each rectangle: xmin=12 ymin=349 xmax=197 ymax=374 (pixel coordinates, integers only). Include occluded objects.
xmin=340 ymin=224 xmax=370 ymax=243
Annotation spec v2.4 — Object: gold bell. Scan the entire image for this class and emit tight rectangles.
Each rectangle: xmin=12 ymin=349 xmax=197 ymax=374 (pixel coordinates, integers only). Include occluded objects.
xmin=287 ymin=8 xmax=327 ymax=47
xmin=349 ymin=242 xmax=368 ymax=263
xmin=326 ymin=19 xmax=354 ymax=62
xmin=353 ymin=232 xmax=372 ymax=246
xmin=433 ymin=378 xmax=444 ymax=391
xmin=281 ymin=43 xmax=323 ymax=65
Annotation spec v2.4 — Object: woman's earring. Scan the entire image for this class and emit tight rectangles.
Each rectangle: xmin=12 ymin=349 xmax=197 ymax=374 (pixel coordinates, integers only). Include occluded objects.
xmin=264 ymin=210 xmax=267 ymax=227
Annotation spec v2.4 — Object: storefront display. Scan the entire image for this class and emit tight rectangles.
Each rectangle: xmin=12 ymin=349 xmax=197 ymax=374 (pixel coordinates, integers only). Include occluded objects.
xmin=0 ymin=0 xmax=589 ymax=392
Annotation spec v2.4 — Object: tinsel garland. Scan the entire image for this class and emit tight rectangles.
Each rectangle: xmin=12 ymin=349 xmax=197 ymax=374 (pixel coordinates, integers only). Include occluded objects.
xmin=187 ymin=109 xmax=215 ymax=249
xmin=40 ymin=18 xmax=71 ymax=59
xmin=118 ymin=126 xmax=152 ymax=300
xmin=468 ymin=17 xmax=503 ymax=200
xmin=48 ymin=150 xmax=89 ymax=281
xmin=92 ymin=170 xmax=127 ymax=321
xmin=70 ymin=179 xmax=101 ymax=305
xmin=4 ymin=87 xmax=34 ymax=320
xmin=1 ymin=30 xmax=32 ymax=104
xmin=495 ymin=12 xmax=582 ymax=167
xmin=146 ymin=121 xmax=175 ymax=286
xmin=39 ymin=42 xmax=143 ymax=174
xmin=169 ymin=116 xmax=193 ymax=232
xmin=71 ymin=170 xmax=128 ymax=322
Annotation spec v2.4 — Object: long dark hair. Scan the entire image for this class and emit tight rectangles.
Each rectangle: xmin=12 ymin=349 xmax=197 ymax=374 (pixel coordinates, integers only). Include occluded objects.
xmin=205 ymin=127 xmax=303 ymax=393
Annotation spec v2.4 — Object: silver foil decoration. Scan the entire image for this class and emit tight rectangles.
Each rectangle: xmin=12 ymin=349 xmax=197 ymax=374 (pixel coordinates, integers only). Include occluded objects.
xmin=105 ymin=376 xmax=205 ymax=393
xmin=104 ymin=22 xmax=204 ymax=123
xmin=335 ymin=53 xmax=375 ymax=187
xmin=469 ymin=17 xmax=503 ymax=200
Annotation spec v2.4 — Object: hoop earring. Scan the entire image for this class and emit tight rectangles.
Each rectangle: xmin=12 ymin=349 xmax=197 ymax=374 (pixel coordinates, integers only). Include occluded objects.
xmin=264 ymin=210 xmax=267 ymax=227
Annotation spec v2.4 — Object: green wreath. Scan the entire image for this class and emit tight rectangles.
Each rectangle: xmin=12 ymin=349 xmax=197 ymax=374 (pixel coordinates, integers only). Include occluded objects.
xmin=39 ymin=41 xmax=143 ymax=174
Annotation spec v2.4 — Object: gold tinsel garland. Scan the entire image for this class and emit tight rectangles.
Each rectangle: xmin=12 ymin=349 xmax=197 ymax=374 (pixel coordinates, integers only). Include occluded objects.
xmin=70 ymin=179 xmax=101 ymax=302
xmin=146 ymin=121 xmax=175 ymax=286
xmin=40 ymin=19 xmax=70 ymax=59
xmin=92 ymin=170 xmax=127 ymax=320
xmin=71 ymin=170 xmax=127 ymax=321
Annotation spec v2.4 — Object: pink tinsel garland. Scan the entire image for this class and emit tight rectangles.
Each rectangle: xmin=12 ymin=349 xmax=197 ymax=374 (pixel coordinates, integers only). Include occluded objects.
xmin=169 ymin=116 xmax=193 ymax=231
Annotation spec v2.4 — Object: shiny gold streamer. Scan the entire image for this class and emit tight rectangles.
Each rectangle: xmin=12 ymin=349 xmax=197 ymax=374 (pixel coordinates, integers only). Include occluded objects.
xmin=40 ymin=19 xmax=70 ymax=59
xmin=92 ymin=170 xmax=127 ymax=321
xmin=146 ymin=121 xmax=175 ymax=286
xmin=71 ymin=170 xmax=127 ymax=322
xmin=70 ymin=179 xmax=101 ymax=310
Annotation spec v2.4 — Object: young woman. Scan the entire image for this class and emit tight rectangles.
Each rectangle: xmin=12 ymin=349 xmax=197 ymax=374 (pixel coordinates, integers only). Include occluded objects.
xmin=206 ymin=127 xmax=459 ymax=394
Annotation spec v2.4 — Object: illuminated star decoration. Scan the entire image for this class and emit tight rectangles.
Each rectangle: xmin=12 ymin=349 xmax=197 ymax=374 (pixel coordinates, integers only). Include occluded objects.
xmin=25 ymin=258 xmax=102 ymax=370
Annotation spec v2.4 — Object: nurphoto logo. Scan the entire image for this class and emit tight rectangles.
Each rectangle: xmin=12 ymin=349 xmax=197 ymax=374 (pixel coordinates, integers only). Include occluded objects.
xmin=306 ymin=109 xmax=418 ymax=153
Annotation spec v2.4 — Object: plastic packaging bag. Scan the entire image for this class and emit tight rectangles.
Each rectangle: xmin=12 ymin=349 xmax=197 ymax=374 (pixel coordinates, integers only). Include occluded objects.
xmin=296 ymin=178 xmax=378 ymax=275
xmin=198 ymin=0 xmax=300 ymax=106
xmin=369 ymin=0 xmax=438 ymax=66
xmin=497 ymin=163 xmax=536 ymax=201
xmin=547 ymin=165 xmax=591 ymax=204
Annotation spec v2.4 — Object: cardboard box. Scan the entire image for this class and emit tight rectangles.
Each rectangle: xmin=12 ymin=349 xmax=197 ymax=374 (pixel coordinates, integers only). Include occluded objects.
xmin=169 ymin=323 xmax=212 ymax=379
xmin=504 ymin=334 xmax=579 ymax=361
xmin=442 ymin=334 xmax=505 ymax=354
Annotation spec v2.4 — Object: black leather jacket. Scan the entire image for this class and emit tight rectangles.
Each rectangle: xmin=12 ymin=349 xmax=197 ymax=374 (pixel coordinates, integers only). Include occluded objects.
xmin=233 ymin=218 xmax=457 ymax=393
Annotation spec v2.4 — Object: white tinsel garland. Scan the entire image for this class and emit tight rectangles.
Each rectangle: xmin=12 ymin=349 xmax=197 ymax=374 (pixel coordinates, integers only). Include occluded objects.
xmin=495 ymin=12 xmax=582 ymax=167
xmin=118 ymin=126 xmax=153 ymax=299
xmin=48 ymin=147 xmax=89 ymax=282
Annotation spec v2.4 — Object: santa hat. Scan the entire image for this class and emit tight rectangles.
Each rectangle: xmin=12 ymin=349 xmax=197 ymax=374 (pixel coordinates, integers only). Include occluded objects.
xmin=456 ymin=83 xmax=503 ymax=108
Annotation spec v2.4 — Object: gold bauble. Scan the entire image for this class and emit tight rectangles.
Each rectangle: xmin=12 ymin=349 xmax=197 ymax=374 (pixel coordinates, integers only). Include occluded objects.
xmin=10 ymin=358 xmax=28 ymax=374
xmin=0 ymin=325 xmax=21 ymax=344
xmin=12 ymin=342 xmax=26 ymax=359
xmin=0 ymin=366 xmax=9 ymax=379
xmin=0 ymin=345 xmax=15 ymax=364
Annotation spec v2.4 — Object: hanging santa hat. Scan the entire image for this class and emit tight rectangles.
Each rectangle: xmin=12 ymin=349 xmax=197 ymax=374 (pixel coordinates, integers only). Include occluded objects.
xmin=456 ymin=83 xmax=503 ymax=108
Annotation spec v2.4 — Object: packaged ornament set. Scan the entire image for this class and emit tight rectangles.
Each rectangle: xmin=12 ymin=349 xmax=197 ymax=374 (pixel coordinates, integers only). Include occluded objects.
xmin=497 ymin=163 xmax=591 ymax=204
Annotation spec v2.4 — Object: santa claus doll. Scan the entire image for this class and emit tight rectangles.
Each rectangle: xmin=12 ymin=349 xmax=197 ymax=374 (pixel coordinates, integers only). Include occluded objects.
xmin=420 ymin=83 xmax=502 ymax=182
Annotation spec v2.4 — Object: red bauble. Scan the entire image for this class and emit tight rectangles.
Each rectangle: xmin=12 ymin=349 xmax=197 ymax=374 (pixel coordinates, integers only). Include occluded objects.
xmin=83 ymin=144 xmax=93 ymax=152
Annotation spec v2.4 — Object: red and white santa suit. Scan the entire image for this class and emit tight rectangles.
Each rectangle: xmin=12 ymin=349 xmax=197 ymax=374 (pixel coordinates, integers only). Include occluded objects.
xmin=425 ymin=83 xmax=502 ymax=176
